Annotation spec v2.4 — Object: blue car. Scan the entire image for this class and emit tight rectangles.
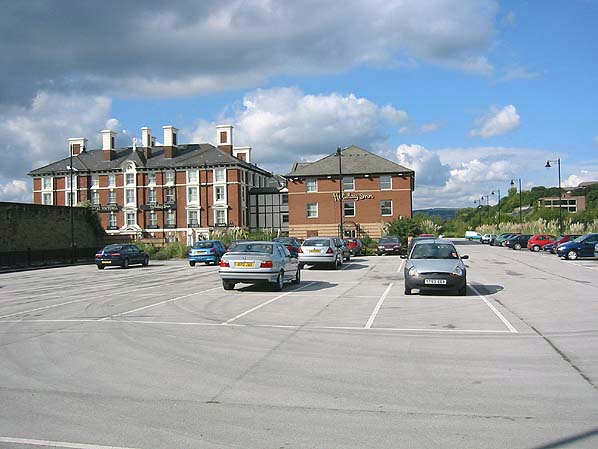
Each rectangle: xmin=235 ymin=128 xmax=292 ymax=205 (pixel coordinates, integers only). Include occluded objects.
xmin=188 ymin=240 xmax=227 ymax=266
xmin=556 ymin=233 xmax=598 ymax=260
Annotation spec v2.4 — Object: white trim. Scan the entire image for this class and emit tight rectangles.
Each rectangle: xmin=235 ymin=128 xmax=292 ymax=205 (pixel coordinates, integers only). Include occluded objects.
xmin=306 ymin=177 xmax=318 ymax=192
xmin=381 ymin=199 xmax=393 ymax=216
xmin=214 ymin=167 xmax=226 ymax=183
xmin=343 ymin=176 xmax=355 ymax=191
xmin=343 ymin=200 xmax=356 ymax=217
xmin=307 ymin=202 xmax=318 ymax=218
xmin=380 ymin=175 xmax=392 ymax=190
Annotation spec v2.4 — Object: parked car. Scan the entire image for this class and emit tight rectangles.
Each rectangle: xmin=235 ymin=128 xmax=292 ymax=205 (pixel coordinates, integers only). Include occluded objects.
xmin=556 ymin=233 xmax=598 ymax=260
xmin=273 ymin=237 xmax=301 ymax=257
xmin=490 ymin=233 xmax=511 ymax=246
xmin=407 ymin=236 xmax=435 ymax=255
xmin=527 ymin=234 xmax=557 ymax=252
xmin=465 ymin=231 xmax=482 ymax=241
xmin=496 ymin=233 xmax=520 ymax=246
xmin=505 ymin=234 xmax=532 ymax=250
xmin=218 ymin=241 xmax=300 ymax=291
xmin=481 ymin=234 xmax=494 ymax=244
xmin=344 ymin=238 xmax=364 ymax=256
xmin=377 ymin=236 xmax=403 ymax=255
xmin=95 ymin=244 xmax=149 ymax=269
xmin=544 ymin=234 xmax=582 ymax=254
xmin=401 ymin=238 xmax=468 ymax=296
xmin=298 ymin=236 xmax=349 ymax=269
xmin=188 ymin=240 xmax=227 ymax=266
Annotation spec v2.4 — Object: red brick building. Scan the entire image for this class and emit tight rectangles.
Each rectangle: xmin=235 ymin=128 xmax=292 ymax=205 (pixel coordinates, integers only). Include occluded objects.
xmin=28 ymin=125 xmax=272 ymax=244
xmin=285 ymin=146 xmax=414 ymax=239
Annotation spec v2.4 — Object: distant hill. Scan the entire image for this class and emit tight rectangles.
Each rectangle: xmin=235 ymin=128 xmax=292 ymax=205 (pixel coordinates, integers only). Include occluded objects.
xmin=414 ymin=208 xmax=459 ymax=220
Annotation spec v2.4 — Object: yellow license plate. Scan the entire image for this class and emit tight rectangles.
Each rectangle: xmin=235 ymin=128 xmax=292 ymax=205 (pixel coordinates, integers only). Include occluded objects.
xmin=235 ymin=261 xmax=255 ymax=268
xmin=309 ymin=249 xmax=322 ymax=253
xmin=101 ymin=261 xmax=112 ymax=264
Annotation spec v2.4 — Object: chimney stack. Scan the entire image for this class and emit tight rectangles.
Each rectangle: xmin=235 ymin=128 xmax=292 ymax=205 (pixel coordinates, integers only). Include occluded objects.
xmin=162 ymin=125 xmax=178 ymax=159
xmin=102 ymin=130 xmax=117 ymax=161
xmin=233 ymin=146 xmax=251 ymax=163
xmin=68 ymin=137 xmax=87 ymax=156
xmin=141 ymin=127 xmax=154 ymax=159
xmin=216 ymin=125 xmax=233 ymax=155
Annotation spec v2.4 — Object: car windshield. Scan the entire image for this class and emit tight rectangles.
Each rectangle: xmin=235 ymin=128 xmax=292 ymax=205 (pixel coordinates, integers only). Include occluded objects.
xmin=229 ymin=242 xmax=273 ymax=254
xmin=103 ymin=244 xmax=123 ymax=252
xmin=411 ymin=243 xmax=459 ymax=259
xmin=193 ymin=241 xmax=214 ymax=248
xmin=379 ymin=237 xmax=399 ymax=244
xmin=303 ymin=239 xmax=331 ymax=247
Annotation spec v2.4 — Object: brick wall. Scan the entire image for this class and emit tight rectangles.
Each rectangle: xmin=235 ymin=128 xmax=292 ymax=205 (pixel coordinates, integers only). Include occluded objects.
xmin=0 ymin=202 xmax=104 ymax=252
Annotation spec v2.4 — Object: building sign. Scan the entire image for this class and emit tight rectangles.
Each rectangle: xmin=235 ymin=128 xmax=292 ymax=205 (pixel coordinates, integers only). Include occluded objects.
xmin=140 ymin=203 xmax=177 ymax=211
xmin=91 ymin=205 xmax=121 ymax=212
xmin=332 ymin=192 xmax=374 ymax=201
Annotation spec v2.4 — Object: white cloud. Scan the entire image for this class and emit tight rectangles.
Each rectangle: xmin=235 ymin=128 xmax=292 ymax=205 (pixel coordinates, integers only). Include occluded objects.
xmin=0 ymin=91 xmax=113 ymax=202
xmin=501 ymin=66 xmax=542 ymax=82
xmin=563 ymin=170 xmax=598 ymax=188
xmin=187 ymin=87 xmax=409 ymax=172
xmin=0 ymin=180 xmax=30 ymax=203
xmin=395 ymin=144 xmax=450 ymax=187
xmin=470 ymin=104 xmax=520 ymax=138
xmin=419 ymin=122 xmax=441 ymax=134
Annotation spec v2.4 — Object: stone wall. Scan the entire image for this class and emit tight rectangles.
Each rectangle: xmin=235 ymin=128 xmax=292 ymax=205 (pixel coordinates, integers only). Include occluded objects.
xmin=0 ymin=202 xmax=104 ymax=252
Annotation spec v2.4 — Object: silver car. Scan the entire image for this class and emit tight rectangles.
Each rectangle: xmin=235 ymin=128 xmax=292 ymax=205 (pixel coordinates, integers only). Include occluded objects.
xmin=401 ymin=239 xmax=469 ymax=296
xmin=298 ymin=237 xmax=349 ymax=269
xmin=219 ymin=241 xmax=300 ymax=291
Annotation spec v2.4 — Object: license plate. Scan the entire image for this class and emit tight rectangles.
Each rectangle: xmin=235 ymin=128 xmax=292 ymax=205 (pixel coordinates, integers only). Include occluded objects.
xmin=101 ymin=260 xmax=112 ymax=264
xmin=309 ymin=249 xmax=322 ymax=253
xmin=235 ymin=261 xmax=255 ymax=268
xmin=425 ymin=279 xmax=446 ymax=285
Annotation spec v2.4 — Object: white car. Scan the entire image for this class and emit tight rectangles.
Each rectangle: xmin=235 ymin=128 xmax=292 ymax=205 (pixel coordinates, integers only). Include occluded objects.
xmin=298 ymin=237 xmax=348 ymax=269
xmin=481 ymin=234 xmax=493 ymax=244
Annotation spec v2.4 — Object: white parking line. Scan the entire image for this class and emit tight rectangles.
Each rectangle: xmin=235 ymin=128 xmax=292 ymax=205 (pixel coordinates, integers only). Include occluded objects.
xmin=0 ymin=436 xmax=139 ymax=449
xmin=397 ymin=260 xmax=405 ymax=273
xmin=0 ymin=299 xmax=88 ymax=320
xmin=364 ymin=283 xmax=393 ymax=329
xmin=98 ymin=286 xmax=221 ymax=320
xmin=223 ymin=282 xmax=316 ymax=324
xmin=469 ymin=284 xmax=518 ymax=333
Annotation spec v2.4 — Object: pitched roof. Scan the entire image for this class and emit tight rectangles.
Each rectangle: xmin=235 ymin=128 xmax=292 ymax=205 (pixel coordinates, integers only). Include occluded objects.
xmin=28 ymin=144 xmax=271 ymax=176
xmin=285 ymin=145 xmax=413 ymax=177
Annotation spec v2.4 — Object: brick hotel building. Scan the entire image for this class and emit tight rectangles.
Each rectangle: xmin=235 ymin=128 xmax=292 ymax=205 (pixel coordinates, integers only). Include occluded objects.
xmin=285 ymin=146 xmax=415 ymax=239
xmin=28 ymin=125 xmax=273 ymax=244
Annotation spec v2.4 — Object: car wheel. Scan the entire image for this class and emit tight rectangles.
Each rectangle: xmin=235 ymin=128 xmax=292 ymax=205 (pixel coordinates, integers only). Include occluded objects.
xmin=272 ymin=271 xmax=284 ymax=291
xmin=404 ymin=287 xmax=411 ymax=295
xmin=97 ymin=265 xmax=105 ymax=270
xmin=222 ymin=280 xmax=235 ymax=290
xmin=345 ymin=254 xmax=351 ymax=262
xmin=215 ymin=256 xmax=221 ymax=266
xmin=142 ymin=256 xmax=149 ymax=266
xmin=298 ymin=262 xmax=305 ymax=269
xmin=292 ymin=267 xmax=301 ymax=284
xmin=533 ymin=245 xmax=541 ymax=252
xmin=514 ymin=243 xmax=521 ymax=250
xmin=122 ymin=258 xmax=129 ymax=269
xmin=204 ymin=262 xmax=211 ymax=266
xmin=566 ymin=250 xmax=578 ymax=260
xmin=189 ymin=261 xmax=196 ymax=267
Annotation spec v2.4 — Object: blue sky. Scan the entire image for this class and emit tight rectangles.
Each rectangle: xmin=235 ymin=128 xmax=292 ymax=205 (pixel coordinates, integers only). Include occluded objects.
xmin=1 ymin=0 xmax=597 ymax=208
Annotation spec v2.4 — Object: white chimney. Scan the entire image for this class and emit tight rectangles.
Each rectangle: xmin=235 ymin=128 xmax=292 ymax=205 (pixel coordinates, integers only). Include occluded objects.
xmin=233 ymin=146 xmax=251 ymax=163
xmin=162 ymin=125 xmax=178 ymax=147
xmin=141 ymin=127 xmax=153 ymax=147
xmin=216 ymin=124 xmax=233 ymax=155
xmin=102 ymin=130 xmax=116 ymax=151
xmin=68 ymin=137 xmax=87 ymax=156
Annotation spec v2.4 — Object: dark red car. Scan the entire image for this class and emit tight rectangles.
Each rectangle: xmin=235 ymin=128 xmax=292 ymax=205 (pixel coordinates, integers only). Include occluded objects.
xmin=344 ymin=238 xmax=364 ymax=256
xmin=273 ymin=237 xmax=301 ymax=257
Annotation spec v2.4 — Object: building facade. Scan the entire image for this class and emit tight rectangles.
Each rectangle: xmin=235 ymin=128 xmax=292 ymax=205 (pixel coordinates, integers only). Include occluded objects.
xmin=28 ymin=125 xmax=272 ymax=244
xmin=538 ymin=194 xmax=586 ymax=213
xmin=285 ymin=146 xmax=414 ymax=239
xmin=249 ymin=176 xmax=289 ymax=235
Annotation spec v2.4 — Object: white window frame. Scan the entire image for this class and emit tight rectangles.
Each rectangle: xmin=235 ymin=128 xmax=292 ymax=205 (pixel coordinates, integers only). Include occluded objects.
xmin=42 ymin=177 xmax=52 ymax=190
xmin=108 ymin=174 xmax=116 ymax=187
xmin=148 ymin=188 xmax=157 ymax=204
xmin=380 ymin=175 xmax=392 ymax=190
xmin=165 ymin=187 xmax=176 ymax=203
xmin=214 ymin=168 xmax=226 ymax=183
xmin=147 ymin=173 xmax=156 ymax=186
xmin=381 ymin=200 xmax=393 ymax=216
xmin=166 ymin=210 xmax=176 ymax=226
xmin=215 ymin=185 xmax=226 ymax=203
xmin=125 ymin=173 xmax=135 ymax=186
xmin=306 ymin=178 xmax=317 ymax=192
xmin=188 ymin=210 xmax=199 ymax=227
xmin=42 ymin=192 xmax=53 ymax=205
xmin=215 ymin=209 xmax=227 ymax=226
xmin=91 ymin=175 xmax=99 ymax=188
xmin=187 ymin=186 xmax=199 ymax=204
xmin=307 ymin=202 xmax=318 ymax=218
xmin=125 ymin=188 xmax=136 ymax=205
xmin=126 ymin=211 xmax=136 ymax=226
xmin=91 ymin=190 xmax=100 ymax=205
xmin=148 ymin=211 xmax=158 ymax=227
xmin=343 ymin=176 xmax=355 ymax=191
xmin=344 ymin=201 xmax=356 ymax=217
xmin=165 ymin=171 xmax=175 ymax=185
xmin=187 ymin=169 xmax=199 ymax=184
xmin=108 ymin=213 xmax=117 ymax=228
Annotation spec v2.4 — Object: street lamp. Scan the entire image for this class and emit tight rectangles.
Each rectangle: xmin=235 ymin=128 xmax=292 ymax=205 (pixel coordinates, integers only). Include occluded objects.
xmin=545 ymin=158 xmax=563 ymax=234
xmin=510 ymin=178 xmax=522 ymax=225
xmin=491 ymin=189 xmax=501 ymax=228
xmin=481 ymin=194 xmax=490 ymax=225
xmin=66 ymin=162 xmax=79 ymax=264
xmin=473 ymin=199 xmax=481 ymax=227
xmin=336 ymin=146 xmax=343 ymax=238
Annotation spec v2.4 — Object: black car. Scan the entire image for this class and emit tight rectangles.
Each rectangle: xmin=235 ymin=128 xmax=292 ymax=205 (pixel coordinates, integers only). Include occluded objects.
xmin=377 ymin=236 xmax=403 ymax=255
xmin=505 ymin=234 xmax=532 ymax=250
xmin=95 ymin=244 xmax=149 ymax=269
xmin=273 ymin=237 xmax=301 ymax=257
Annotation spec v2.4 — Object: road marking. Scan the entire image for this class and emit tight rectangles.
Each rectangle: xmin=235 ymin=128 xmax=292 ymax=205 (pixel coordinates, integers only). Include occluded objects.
xmin=98 ymin=286 xmax=221 ymax=320
xmin=364 ymin=283 xmax=393 ymax=329
xmin=470 ymin=284 xmax=518 ymax=333
xmin=397 ymin=260 xmax=405 ymax=273
xmin=0 ymin=436 xmax=139 ymax=449
xmin=223 ymin=282 xmax=316 ymax=324
xmin=0 ymin=299 xmax=88 ymax=320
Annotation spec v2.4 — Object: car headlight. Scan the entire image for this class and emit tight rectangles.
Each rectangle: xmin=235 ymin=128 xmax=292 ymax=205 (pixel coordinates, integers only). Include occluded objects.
xmin=451 ymin=266 xmax=463 ymax=277
xmin=378 ymin=246 xmax=385 ymax=249
xmin=408 ymin=266 xmax=418 ymax=277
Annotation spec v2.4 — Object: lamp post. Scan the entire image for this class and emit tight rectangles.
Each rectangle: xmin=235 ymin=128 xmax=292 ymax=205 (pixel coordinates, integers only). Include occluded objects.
xmin=66 ymin=158 xmax=78 ymax=264
xmin=491 ymin=189 xmax=501 ymax=228
xmin=473 ymin=199 xmax=481 ymax=228
xmin=336 ymin=146 xmax=343 ymax=238
xmin=481 ymin=194 xmax=490 ymax=225
xmin=510 ymin=178 xmax=522 ymax=225
xmin=545 ymin=158 xmax=563 ymax=234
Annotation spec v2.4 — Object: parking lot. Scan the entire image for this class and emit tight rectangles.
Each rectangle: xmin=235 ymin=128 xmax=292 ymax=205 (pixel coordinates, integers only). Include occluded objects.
xmin=0 ymin=240 xmax=597 ymax=449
